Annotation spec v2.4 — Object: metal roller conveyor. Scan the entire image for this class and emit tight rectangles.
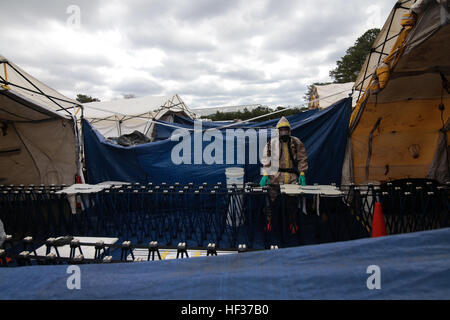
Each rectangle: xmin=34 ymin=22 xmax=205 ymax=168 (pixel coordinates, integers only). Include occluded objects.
xmin=0 ymin=181 xmax=447 ymax=256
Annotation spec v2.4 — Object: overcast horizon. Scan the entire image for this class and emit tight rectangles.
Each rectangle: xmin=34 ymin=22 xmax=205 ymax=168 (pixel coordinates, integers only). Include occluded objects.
xmin=1 ymin=0 xmax=394 ymax=109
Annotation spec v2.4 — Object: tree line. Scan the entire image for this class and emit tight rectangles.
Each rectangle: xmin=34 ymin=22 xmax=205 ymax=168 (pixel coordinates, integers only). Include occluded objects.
xmin=200 ymin=105 xmax=309 ymax=122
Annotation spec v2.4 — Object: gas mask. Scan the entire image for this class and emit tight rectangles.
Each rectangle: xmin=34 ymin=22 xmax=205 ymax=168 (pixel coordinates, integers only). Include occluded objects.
xmin=280 ymin=134 xmax=289 ymax=143
xmin=279 ymin=127 xmax=290 ymax=143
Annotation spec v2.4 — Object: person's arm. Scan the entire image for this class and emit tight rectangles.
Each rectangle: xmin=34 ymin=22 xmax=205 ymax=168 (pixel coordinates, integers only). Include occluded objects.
xmin=261 ymin=141 xmax=271 ymax=176
xmin=296 ymin=140 xmax=308 ymax=173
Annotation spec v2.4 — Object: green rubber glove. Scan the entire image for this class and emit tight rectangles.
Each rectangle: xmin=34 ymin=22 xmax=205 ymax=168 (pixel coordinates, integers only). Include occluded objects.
xmin=260 ymin=175 xmax=269 ymax=187
xmin=299 ymin=172 xmax=306 ymax=186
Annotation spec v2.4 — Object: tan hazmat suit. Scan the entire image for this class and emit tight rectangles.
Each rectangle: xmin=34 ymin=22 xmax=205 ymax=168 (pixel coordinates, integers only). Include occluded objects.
xmin=261 ymin=116 xmax=308 ymax=201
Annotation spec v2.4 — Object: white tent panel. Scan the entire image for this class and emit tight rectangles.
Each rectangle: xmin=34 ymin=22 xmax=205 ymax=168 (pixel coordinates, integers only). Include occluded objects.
xmin=0 ymin=117 xmax=77 ymax=185
xmin=311 ymin=82 xmax=357 ymax=109
xmin=0 ymin=55 xmax=79 ymax=117
xmin=83 ymin=94 xmax=195 ymax=138
xmin=83 ymin=95 xmax=174 ymax=118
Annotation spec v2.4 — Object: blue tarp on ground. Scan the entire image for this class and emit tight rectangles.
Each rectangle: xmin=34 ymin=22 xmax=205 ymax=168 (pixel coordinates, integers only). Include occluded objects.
xmin=1 ymin=228 xmax=449 ymax=299
xmin=83 ymin=98 xmax=351 ymax=185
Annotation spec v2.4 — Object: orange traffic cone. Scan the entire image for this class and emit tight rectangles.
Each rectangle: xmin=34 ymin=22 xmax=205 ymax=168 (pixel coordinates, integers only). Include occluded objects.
xmin=289 ymin=223 xmax=298 ymax=235
xmin=372 ymin=202 xmax=387 ymax=237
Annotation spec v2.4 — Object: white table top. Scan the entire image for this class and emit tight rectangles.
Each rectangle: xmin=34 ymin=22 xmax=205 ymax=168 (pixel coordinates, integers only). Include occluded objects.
xmin=55 ymin=184 xmax=109 ymax=195
xmin=280 ymin=184 xmax=343 ymax=196
xmin=56 ymin=181 xmax=130 ymax=195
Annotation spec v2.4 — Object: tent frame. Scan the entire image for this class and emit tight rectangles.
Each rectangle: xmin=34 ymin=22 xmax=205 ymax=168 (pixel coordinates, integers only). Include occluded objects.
xmin=0 ymin=60 xmax=79 ymax=117
xmin=355 ymin=0 xmax=414 ymax=103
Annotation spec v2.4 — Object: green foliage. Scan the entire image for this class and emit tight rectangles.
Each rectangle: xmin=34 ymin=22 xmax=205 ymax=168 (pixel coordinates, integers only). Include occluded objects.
xmin=202 ymin=106 xmax=309 ymax=122
xmin=329 ymin=28 xmax=380 ymax=83
xmin=76 ymin=94 xmax=100 ymax=103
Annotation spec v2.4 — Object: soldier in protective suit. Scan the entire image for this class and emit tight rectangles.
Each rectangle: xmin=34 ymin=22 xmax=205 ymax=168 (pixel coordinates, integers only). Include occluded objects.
xmin=260 ymin=116 xmax=308 ymax=234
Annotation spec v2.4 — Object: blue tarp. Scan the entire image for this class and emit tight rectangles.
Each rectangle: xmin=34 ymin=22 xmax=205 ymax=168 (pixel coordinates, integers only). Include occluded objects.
xmin=83 ymin=98 xmax=351 ymax=185
xmin=1 ymin=228 xmax=449 ymax=299
xmin=153 ymin=109 xmax=319 ymax=141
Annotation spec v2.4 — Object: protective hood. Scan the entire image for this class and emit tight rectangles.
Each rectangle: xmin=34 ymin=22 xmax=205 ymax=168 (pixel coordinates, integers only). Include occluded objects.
xmin=276 ymin=116 xmax=291 ymax=130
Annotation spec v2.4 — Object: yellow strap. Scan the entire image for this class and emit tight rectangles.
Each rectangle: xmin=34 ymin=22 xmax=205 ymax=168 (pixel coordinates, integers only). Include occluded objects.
xmin=3 ymin=63 xmax=7 ymax=82
xmin=1 ymin=63 xmax=11 ymax=90
xmin=283 ymin=142 xmax=290 ymax=184
xmin=74 ymin=106 xmax=82 ymax=116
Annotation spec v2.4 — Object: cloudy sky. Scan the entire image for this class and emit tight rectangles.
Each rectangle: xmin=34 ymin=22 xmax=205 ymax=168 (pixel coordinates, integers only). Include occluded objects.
xmin=1 ymin=0 xmax=394 ymax=108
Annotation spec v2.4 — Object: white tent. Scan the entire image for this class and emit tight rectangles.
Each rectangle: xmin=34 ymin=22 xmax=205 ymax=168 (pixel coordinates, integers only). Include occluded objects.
xmin=308 ymin=82 xmax=357 ymax=109
xmin=82 ymin=94 xmax=195 ymax=139
xmin=0 ymin=55 xmax=81 ymax=185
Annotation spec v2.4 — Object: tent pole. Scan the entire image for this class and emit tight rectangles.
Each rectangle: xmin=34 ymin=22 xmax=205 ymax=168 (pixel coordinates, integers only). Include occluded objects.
xmin=79 ymin=106 xmax=86 ymax=184
xmin=1 ymin=62 xmax=10 ymax=90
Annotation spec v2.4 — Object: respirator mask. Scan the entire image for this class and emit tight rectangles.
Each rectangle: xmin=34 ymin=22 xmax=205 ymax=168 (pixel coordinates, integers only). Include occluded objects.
xmin=279 ymin=127 xmax=290 ymax=143
xmin=280 ymin=134 xmax=289 ymax=142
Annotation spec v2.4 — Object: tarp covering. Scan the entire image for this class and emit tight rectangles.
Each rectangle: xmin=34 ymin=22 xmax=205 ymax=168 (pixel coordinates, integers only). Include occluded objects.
xmin=349 ymin=0 xmax=450 ymax=184
xmin=426 ymin=118 xmax=450 ymax=182
xmin=1 ymin=228 xmax=449 ymax=299
xmin=354 ymin=1 xmax=414 ymax=93
xmin=83 ymin=98 xmax=351 ymax=185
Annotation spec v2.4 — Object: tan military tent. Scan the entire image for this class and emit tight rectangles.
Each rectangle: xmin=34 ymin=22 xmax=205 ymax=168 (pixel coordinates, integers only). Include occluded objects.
xmin=346 ymin=0 xmax=450 ymax=185
xmin=0 ymin=55 xmax=81 ymax=185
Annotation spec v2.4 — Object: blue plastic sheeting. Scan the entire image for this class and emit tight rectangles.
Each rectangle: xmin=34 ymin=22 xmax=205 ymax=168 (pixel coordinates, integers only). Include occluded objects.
xmin=1 ymin=228 xmax=449 ymax=299
xmin=83 ymin=98 xmax=351 ymax=185
xmin=153 ymin=109 xmax=319 ymax=141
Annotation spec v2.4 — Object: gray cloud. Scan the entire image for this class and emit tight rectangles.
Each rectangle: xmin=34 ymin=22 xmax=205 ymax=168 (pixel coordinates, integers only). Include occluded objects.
xmin=0 ymin=0 xmax=394 ymax=108
xmin=112 ymin=78 xmax=164 ymax=96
